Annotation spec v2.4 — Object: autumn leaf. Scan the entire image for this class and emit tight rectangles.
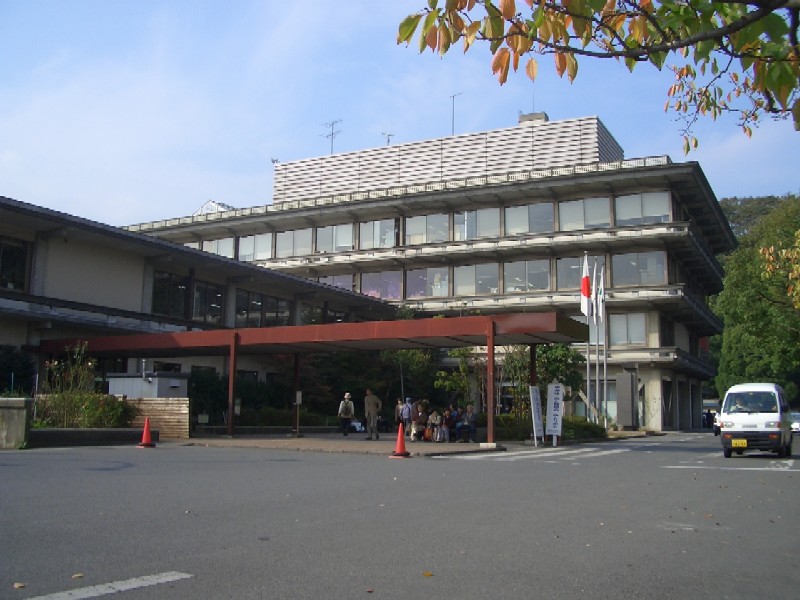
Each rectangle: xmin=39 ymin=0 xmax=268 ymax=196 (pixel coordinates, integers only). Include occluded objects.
xmin=525 ymin=57 xmax=538 ymax=81
xmin=492 ymin=47 xmax=511 ymax=84
xmin=554 ymin=52 xmax=567 ymax=78
xmin=499 ymin=0 xmax=516 ymax=20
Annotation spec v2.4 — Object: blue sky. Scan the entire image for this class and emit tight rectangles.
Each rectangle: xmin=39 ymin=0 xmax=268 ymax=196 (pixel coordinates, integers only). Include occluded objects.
xmin=1 ymin=1 xmax=797 ymax=226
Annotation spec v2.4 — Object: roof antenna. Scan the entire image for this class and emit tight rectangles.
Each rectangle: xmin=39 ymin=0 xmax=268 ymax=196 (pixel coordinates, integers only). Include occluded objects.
xmin=322 ymin=119 xmax=342 ymax=155
xmin=382 ymin=132 xmax=394 ymax=146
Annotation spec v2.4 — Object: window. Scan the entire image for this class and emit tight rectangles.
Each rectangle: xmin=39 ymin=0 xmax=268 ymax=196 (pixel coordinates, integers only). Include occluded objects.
xmin=559 ymin=197 xmax=610 ymax=231
xmin=505 ymin=203 xmax=555 ymax=235
xmin=612 ymin=251 xmax=666 ymax=286
xmin=275 ymin=228 xmax=312 ymax=258
xmin=0 ymin=236 xmax=28 ymax=291
xmin=152 ymin=271 xmax=188 ymax=318
xmin=406 ymin=267 xmax=449 ymax=298
xmin=319 ymin=274 xmax=354 ymax=291
xmin=615 ymin=191 xmax=670 ymax=226
xmin=316 ymin=223 xmax=353 ymax=253
xmin=504 ymin=259 xmax=550 ymax=292
xmin=454 ymin=208 xmax=500 ymax=240
xmin=360 ymin=271 xmax=402 ymax=300
xmin=609 ymin=313 xmax=646 ymax=345
xmin=454 ymin=263 xmax=499 ymax=296
xmin=193 ymin=281 xmax=224 ymax=325
xmin=239 ymin=232 xmax=272 ymax=261
xmin=202 ymin=238 xmax=234 ymax=258
xmin=262 ymin=296 xmax=291 ymax=327
xmin=236 ymin=290 xmax=263 ymax=328
xmin=360 ymin=219 xmax=397 ymax=249
xmin=405 ymin=213 xmax=448 ymax=245
xmin=556 ymin=255 xmax=603 ymax=290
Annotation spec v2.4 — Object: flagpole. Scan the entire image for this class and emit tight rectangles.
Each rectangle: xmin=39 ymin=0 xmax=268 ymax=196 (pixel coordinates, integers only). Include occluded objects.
xmin=593 ymin=258 xmax=599 ymax=425
xmin=581 ymin=252 xmax=591 ymax=422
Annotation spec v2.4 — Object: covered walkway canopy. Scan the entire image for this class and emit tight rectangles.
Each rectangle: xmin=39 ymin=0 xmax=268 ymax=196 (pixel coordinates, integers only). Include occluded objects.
xmin=40 ymin=312 xmax=587 ymax=444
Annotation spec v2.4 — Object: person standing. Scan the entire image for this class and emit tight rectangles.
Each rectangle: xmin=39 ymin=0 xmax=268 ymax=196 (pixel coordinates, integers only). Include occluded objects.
xmin=364 ymin=388 xmax=382 ymax=441
xmin=401 ymin=397 xmax=414 ymax=436
xmin=338 ymin=392 xmax=355 ymax=436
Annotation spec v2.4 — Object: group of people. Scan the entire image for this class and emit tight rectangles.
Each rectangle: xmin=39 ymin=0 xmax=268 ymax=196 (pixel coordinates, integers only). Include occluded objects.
xmin=396 ymin=397 xmax=477 ymax=443
xmin=337 ymin=388 xmax=385 ymax=440
xmin=337 ymin=391 xmax=479 ymax=443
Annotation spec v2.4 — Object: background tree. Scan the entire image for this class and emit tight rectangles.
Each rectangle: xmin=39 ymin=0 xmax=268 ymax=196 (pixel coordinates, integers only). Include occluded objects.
xmin=713 ymin=195 xmax=800 ymax=401
xmin=719 ymin=194 xmax=791 ymax=238
xmin=398 ymin=0 xmax=800 ymax=150
xmin=0 ymin=346 xmax=36 ymax=396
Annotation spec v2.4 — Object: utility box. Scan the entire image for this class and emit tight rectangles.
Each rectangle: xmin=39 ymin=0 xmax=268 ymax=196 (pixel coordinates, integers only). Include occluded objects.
xmin=106 ymin=373 xmax=189 ymax=399
xmin=0 ymin=398 xmax=33 ymax=449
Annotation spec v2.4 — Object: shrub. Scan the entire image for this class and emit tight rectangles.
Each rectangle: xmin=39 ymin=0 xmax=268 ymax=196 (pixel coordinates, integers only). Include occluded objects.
xmin=35 ymin=393 xmax=139 ymax=428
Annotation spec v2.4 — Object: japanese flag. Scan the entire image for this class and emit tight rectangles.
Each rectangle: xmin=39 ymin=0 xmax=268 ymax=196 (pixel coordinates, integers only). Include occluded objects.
xmin=580 ymin=254 xmax=592 ymax=318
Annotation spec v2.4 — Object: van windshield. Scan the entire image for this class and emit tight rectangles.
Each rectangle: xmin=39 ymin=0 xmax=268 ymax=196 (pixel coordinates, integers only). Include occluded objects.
xmin=722 ymin=392 xmax=778 ymax=413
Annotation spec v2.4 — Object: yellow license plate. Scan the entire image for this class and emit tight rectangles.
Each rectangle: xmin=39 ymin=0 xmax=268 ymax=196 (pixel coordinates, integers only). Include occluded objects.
xmin=731 ymin=439 xmax=747 ymax=448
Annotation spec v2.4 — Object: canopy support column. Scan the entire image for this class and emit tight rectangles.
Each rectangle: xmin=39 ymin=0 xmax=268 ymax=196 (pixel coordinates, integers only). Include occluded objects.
xmin=226 ymin=331 xmax=239 ymax=437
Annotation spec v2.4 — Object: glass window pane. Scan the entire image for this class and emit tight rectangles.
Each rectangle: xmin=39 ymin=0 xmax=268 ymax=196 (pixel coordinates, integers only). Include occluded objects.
xmin=640 ymin=251 xmax=666 ymax=285
xmin=584 ymin=197 xmax=610 ymax=228
xmin=254 ymin=233 xmax=272 ymax=260
xmin=557 ymin=256 xmax=582 ymax=289
xmin=275 ymin=231 xmax=293 ymax=258
xmin=359 ymin=222 xmax=375 ymax=249
xmin=379 ymin=219 xmax=396 ymax=248
xmin=642 ymin=191 xmax=670 ymax=223
xmin=475 ymin=263 xmax=498 ymax=294
xmin=360 ymin=273 xmax=381 ymax=298
xmin=0 ymin=237 xmax=27 ymax=291
xmin=295 ymin=228 xmax=312 ymax=255
xmin=235 ymin=290 xmax=249 ymax=328
xmin=405 ymin=216 xmax=425 ymax=245
xmin=559 ymin=200 xmax=583 ymax=231
xmin=381 ymin=271 xmax=402 ymax=300
xmin=476 ymin=208 xmax=500 ymax=238
xmin=454 ymin=265 xmax=475 ymax=296
xmin=529 ymin=203 xmax=554 ymax=233
xmin=428 ymin=267 xmax=448 ymax=297
xmin=527 ymin=259 xmax=550 ymax=290
xmin=406 ymin=268 xmax=426 ymax=298
xmin=453 ymin=212 xmax=468 ymax=241
xmin=334 ymin=224 xmax=353 ymax=252
xmin=238 ymin=236 xmax=255 ymax=261
xmin=504 ymin=261 xmax=526 ymax=292
xmin=427 ymin=213 xmax=449 ymax=243
xmin=615 ymin=195 xmax=641 ymax=226
xmin=316 ymin=226 xmax=333 ymax=253
xmin=609 ymin=314 xmax=627 ymax=345
xmin=504 ymin=206 xmax=528 ymax=236
xmin=628 ymin=313 xmax=646 ymax=343
xmin=612 ymin=253 xmax=639 ymax=286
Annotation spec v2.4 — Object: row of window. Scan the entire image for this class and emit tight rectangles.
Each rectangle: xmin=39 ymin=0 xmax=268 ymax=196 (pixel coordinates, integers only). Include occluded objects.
xmin=191 ymin=191 xmax=671 ymax=260
xmin=322 ymin=251 xmax=666 ymax=299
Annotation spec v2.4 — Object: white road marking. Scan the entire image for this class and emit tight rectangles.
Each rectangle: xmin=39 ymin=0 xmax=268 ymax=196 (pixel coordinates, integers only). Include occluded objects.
xmin=28 ymin=571 xmax=193 ymax=599
xmin=436 ymin=447 xmax=630 ymax=462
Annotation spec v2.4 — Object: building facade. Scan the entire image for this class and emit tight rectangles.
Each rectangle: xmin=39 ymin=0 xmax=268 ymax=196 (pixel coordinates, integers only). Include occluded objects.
xmin=0 ymin=196 xmax=392 ymax=386
xmin=128 ymin=114 xmax=736 ymax=432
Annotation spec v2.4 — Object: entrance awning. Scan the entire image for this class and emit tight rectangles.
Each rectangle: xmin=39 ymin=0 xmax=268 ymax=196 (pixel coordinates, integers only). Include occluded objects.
xmin=39 ymin=312 xmax=587 ymax=444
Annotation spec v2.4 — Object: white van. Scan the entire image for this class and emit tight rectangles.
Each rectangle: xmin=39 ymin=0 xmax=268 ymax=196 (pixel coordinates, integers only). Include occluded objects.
xmin=719 ymin=383 xmax=793 ymax=458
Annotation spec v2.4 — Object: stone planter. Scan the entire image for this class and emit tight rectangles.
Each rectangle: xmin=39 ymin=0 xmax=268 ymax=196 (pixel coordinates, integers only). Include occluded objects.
xmin=0 ymin=398 xmax=33 ymax=449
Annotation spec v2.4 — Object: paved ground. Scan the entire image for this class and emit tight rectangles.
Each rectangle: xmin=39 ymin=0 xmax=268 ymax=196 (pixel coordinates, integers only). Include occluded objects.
xmin=176 ymin=428 xmax=655 ymax=456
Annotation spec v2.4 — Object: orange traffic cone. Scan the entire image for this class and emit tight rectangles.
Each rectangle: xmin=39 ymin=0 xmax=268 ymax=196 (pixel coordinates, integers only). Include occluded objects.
xmin=389 ymin=423 xmax=410 ymax=458
xmin=137 ymin=417 xmax=156 ymax=448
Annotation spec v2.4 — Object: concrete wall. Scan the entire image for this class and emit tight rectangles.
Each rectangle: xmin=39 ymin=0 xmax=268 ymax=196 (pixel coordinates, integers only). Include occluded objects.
xmin=0 ymin=398 xmax=33 ymax=449
xmin=40 ymin=238 xmax=145 ymax=312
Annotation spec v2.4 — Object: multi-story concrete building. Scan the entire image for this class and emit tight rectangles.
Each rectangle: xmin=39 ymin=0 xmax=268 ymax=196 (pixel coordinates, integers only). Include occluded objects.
xmin=129 ymin=114 xmax=736 ymax=432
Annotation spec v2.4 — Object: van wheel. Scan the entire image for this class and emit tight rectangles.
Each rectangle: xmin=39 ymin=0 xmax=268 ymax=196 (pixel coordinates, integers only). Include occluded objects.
xmin=723 ymin=448 xmax=732 ymax=458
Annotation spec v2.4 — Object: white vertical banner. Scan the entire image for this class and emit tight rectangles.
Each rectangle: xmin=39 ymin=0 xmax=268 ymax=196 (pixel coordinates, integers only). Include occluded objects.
xmin=546 ymin=381 xmax=565 ymax=446
xmin=529 ymin=386 xmax=544 ymax=446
